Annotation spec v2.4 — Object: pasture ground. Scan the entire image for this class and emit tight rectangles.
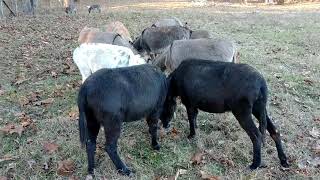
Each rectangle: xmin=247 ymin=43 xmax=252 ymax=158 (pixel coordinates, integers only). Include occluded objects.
xmin=0 ymin=1 xmax=320 ymax=179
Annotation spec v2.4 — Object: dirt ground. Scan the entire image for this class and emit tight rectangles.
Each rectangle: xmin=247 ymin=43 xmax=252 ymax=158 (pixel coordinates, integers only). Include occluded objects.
xmin=0 ymin=1 xmax=319 ymax=179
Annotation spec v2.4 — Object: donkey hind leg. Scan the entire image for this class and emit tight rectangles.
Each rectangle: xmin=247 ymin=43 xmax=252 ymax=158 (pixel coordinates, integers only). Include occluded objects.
xmin=232 ymin=106 xmax=262 ymax=170
xmin=147 ymin=115 xmax=160 ymax=150
xmin=103 ymin=115 xmax=132 ymax=176
xmin=252 ymin=106 xmax=289 ymax=168
xmin=267 ymin=114 xmax=289 ymax=167
xmin=86 ymin=120 xmax=100 ymax=174
xmin=266 ymin=115 xmax=289 ymax=167
xmin=186 ymin=107 xmax=198 ymax=139
xmin=252 ymin=99 xmax=267 ymax=146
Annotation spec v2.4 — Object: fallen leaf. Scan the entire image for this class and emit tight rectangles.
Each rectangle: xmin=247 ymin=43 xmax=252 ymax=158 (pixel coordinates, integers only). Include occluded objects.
xmin=51 ymin=71 xmax=58 ymax=78
xmin=43 ymin=142 xmax=59 ymax=154
xmin=68 ymin=109 xmax=79 ymax=121
xmin=0 ymin=124 xmax=15 ymax=134
xmin=18 ymin=91 xmax=41 ymax=106
xmin=220 ymin=158 xmax=235 ymax=167
xmin=13 ymin=76 xmax=29 ymax=85
xmin=34 ymin=98 xmax=54 ymax=106
xmin=27 ymin=138 xmax=33 ymax=144
xmin=303 ymin=79 xmax=313 ymax=85
xmin=3 ymin=164 xmax=15 ymax=179
xmin=126 ymin=154 xmax=133 ymax=161
xmin=200 ymin=170 xmax=220 ymax=180
xmin=43 ymin=162 xmax=50 ymax=172
xmin=171 ymin=127 xmax=180 ymax=139
xmin=167 ymin=176 xmax=176 ymax=180
xmin=66 ymin=80 xmax=81 ymax=88
xmin=57 ymin=160 xmax=75 ymax=176
xmin=172 ymin=127 xmax=179 ymax=134
xmin=0 ymin=155 xmax=16 ymax=163
xmin=0 ymin=176 xmax=8 ymax=180
xmin=271 ymin=47 xmax=282 ymax=54
xmin=0 ymin=124 xmax=24 ymax=136
xmin=27 ymin=160 xmax=36 ymax=169
xmin=15 ymin=112 xmax=26 ymax=117
xmin=17 ymin=113 xmax=33 ymax=128
xmin=311 ymin=140 xmax=320 ymax=155
xmin=62 ymin=60 xmax=76 ymax=75
xmin=24 ymin=62 xmax=32 ymax=68
xmin=96 ymin=143 xmax=104 ymax=156
xmin=21 ymin=120 xmax=32 ymax=128
xmin=69 ymin=175 xmax=80 ymax=180
xmin=9 ymin=125 xmax=24 ymax=136
xmin=52 ymin=88 xmax=64 ymax=97
xmin=19 ymin=96 xmax=30 ymax=106
xmin=178 ymin=168 xmax=187 ymax=175
xmin=191 ymin=151 xmax=206 ymax=165
xmin=167 ymin=168 xmax=188 ymax=180
xmin=127 ymin=133 xmax=137 ymax=144
xmin=42 ymin=41 xmax=49 ymax=44
xmin=310 ymin=127 xmax=319 ymax=138
xmin=0 ymin=89 xmax=5 ymax=96
xmin=28 ymin=91 xmax=41 ymax=102
xmin=295 ymin=168 xmax=310 ymax=176
xmin=159 ymin=126 xmax=168 ymax=139
xmin=274 ymin=73 xmax=281 ymax=79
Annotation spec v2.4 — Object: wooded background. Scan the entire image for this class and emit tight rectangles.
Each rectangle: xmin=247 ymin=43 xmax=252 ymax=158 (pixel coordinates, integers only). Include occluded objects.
xmin=1 ymin=0 xmax=319 ymax=18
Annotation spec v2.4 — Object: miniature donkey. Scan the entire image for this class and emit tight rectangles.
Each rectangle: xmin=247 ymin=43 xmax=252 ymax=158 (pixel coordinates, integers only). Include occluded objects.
xmin=160 ymin=59 xmax=289 ymax=170
xmin=78 ymin=64 xmax=169 ymax=175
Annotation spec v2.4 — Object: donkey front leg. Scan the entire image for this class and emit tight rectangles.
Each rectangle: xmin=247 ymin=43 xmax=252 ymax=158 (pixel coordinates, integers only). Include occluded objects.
xmin=147 ymin=116 xmax=160 ymax=150
xmin=104 ymin=121 xmax=132 ymax=176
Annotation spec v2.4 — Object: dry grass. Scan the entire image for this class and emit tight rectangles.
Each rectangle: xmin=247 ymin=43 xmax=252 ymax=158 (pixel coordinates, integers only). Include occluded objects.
xmin=0 ymin=2 xmax=320 ymax=179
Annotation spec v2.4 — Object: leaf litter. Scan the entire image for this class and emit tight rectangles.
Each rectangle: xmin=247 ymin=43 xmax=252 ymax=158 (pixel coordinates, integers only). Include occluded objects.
xmin=57 ymin=159 xmax=75 ymax=176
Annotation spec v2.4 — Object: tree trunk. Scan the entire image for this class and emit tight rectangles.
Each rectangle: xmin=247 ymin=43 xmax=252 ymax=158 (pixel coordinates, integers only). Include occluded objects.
xmin=277 ymin=0 xmax=285 ymax=4
xmin=10 ymin=0 xmax=15 ymax=13
xmin=14 ymin=0 xmax=18 ymax=14
xmin=265 ymin=0 xmax=274 ymax=3
xmin=0 ymin=0 xmax=3 ymax=18
xmin=30 ymin=0 xmax=34 ymax=15
xmin=21 ymin=0 xmax=35 ymax=14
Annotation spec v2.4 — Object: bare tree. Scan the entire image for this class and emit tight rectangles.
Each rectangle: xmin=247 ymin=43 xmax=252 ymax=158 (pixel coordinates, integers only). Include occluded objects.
xmin=265 ymin=0 xmax=274 ymax=3
xmin=20 ymin=0 xmax=35 ymax=15
xmin=10 ymin=0 xmax=14 ymax=11
xmin=277 ymin=0 xmax=285 ymax=4
xmin=30 ymin=0 xmax=34 ymax=14
xmin=241 ymin=0 xmax=247 ymax=4
xmin=64 ymin=0 xmax=76 ymax=14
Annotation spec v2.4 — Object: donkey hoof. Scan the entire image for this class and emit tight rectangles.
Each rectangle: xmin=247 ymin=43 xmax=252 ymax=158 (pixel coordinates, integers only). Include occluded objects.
xmin=281 ymin=160 xmax=290 ymax=168
xmin=249 ymin=163 xmax=259 ymax=170
xmin=88 ymin=169 xmax=95 ymax=176
xmin=187 ymin=133 xmax=195 ymax=139
xmin=152 ymin=144 xmax=160 ymax=151
xmin=163 ymin=123 xmax=170 ymax=129
xmin=118 ymin=168 xmax=133 ymax=176
xmin=260 ymin=162 xmax=267 ymax=168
